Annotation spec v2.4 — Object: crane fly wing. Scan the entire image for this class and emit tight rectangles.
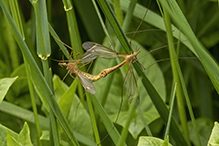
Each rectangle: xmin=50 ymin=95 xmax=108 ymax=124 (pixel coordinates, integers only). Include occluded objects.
xmin=77 ymin=72 xmax=96 ymax=94
xmin=80 ymin=42 xmax=101 ymax=63
xmin=80 ymin=42 xmax=118 ymax=63
xmin=124 ymin=64 xmax=139 ymax=107
xmin=82 ymin=41 xmax=97 ymax=51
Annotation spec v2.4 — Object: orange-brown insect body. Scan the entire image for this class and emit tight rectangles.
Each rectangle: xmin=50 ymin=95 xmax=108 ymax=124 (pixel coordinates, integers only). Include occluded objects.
xmin=100 ymin=51 xmax=140 ymax=76
xmin=59 ymin=62 xmax=103 ymax=82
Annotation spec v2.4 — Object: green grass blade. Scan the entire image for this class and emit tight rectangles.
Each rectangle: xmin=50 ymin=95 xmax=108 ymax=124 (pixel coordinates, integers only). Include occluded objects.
xmin=137 ymin=108 xmax=153 ymax=137
xmin=30 ymin=0 xmax=57 ymax=145
xmin=90 ymin=94 xmax=126 ymax=146
xmin=0 ymin=101 xmax=96 ymax=146
xmin=96 ymin=0 xmax=187 ymax=145
xmin=8 ymin=0 xmax=24 ymax=39
xmin=29 ymin=0 xmax=51 ymax=59
xmin=62 ymin=0 xmax=83 ymax=57
xmin=134 ymin=64 xmax=187 ymax=145
xmin=94 ymin=0 xmax=138 ymax=108
xmin=93 ymin=1 xmax=137 ymax=145
xmin=0 ymin=1 xmax=79 ymax=145
xmin=120 ymin=1 xmax=193 ymax=51
xmin=86 ymin=93 xmax=101 ymax=145
xmin=159 ymin=0 xmax=219 ymax=94
xmin=112 ymin=0 xmax=123 ymax=26
xmin=25 ymin=59 xmax=42 ymax=146
xmin=0 ymin=101 xmax=49 ymax=129
xmin=73 ymin=0 xmax=104 ymax=42
xmin=117 ymin=88 xmax=138 ymax=146
xmin=162 ymin=6 xmax=191 ymax=145
xmin=164 ymin=83 xmax=177 ymax=139
xmin=8 ymin=0 xmax=24 ymax=70
xmin=96 ymin=0 xmax=130 ymax=53
xmin=49 ymin=24 xmax=70 ymax=59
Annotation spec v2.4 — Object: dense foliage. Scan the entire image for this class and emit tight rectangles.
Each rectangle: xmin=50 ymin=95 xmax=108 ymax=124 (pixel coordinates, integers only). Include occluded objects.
xmin=0 ymin=0 xmax=219 ymax=145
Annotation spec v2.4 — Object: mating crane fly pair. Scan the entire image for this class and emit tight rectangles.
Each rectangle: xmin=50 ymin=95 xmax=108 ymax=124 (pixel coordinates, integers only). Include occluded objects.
xmin=59 ymin=41 xmax=141 ymax=102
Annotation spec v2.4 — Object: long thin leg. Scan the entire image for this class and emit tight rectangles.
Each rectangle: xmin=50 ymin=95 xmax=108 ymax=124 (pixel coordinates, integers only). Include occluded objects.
xmin=62 ymin=70 xmax=71 ymax=82
xmin=78 ymin=61 xmax=93 ymax=70
xmin=97 ymin=65 xmax=130 ymax=145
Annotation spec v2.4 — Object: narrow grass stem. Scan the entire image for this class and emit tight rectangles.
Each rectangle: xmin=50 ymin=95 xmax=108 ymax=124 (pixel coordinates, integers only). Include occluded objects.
xmin=162 ymin=6 xmax=191 ymax=145
xmin=117 ymin=92 xmax=138 ymax=146
xmin=86 ymin=93 xmax=101 ymax=145
xmin=62 ymin=0 xmax=83 ymax=57
xmin=25 ymin=58 xmax=42 ymax=146
xmin=0 ymin=1 xmax=79 ymax=145
xmin=164 ymin=82 xmax=177 ymax=139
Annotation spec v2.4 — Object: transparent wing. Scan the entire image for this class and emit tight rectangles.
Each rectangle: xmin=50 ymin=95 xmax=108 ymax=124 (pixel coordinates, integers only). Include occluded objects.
xmin=80 ymin=42 xmax=118 ymax=63
xmin=124 ymin=64 xmax=139 ymax=107
xmin=82 ymin=41 xmax=96 ymax=51
xmin=77 ymin=72 xmax=96 ymax=94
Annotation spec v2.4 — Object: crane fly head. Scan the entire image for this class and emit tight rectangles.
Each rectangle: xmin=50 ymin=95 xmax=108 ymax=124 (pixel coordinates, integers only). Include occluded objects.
xmin=125 ymin=50 xmax=140 ymax=63
xmin=58 ymin=62 xmax=77 ymax=70
xmin=58 ymin=62 xmax=66 ymax=67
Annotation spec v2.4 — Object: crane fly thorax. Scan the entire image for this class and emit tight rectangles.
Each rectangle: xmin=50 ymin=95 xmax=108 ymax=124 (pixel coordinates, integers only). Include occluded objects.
xmin=126 ymin=51 xmax=140 ymax=63
xmin=64 ymin=62 xmax=77 ymax=73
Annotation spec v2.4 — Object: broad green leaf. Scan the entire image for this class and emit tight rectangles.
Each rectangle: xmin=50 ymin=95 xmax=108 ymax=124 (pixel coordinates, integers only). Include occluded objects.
xmin=67 ymin=94 xmax=94 ymax=141
xmin=0 ymin=1 xmax=79 ymax=144
xmin=7 ymin=132 xmax=19 ymax=146
xmin=163 ymin=136 xmax=170 ymax=146
xmin=54 ymin=75 xmax=94 ymax=142
xmin=0 ymin=76 xmax=18 ymax=103
xmin=17 ymin=122 xmax=33 ymax=146
xmin=137 ymin=136 xmax=173 ymax=146
xmin=159 ymin=0 xmax=219 ymax=95
xmin=93 ymin=39 xmax=165 ymax=138
xmin=114 ymin=109 xmax=160 ymax=139
xmin=53 ymin=74 xmax=69 ymax=100
xmin=207 ymin=122 xmax=219 ymax=146
xmin=6 ymin=64 xmax=32 ymax=108
xmin=58 ymin=77 xmax=78 ymax=117
xmin=5 ymin=123 xmax=33 ymax=146
xmin=188 ymin=118 xmax=213 ymax=146
xmin=96 ymin=1 xmax=187 ymax=145
xmin=0 ymin=124 xmax=18 ymax=146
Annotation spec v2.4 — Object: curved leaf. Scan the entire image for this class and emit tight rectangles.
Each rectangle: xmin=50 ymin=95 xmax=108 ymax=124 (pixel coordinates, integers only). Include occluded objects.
xmin=93 ymin=39 xmax=165 ymax=138
xmin=0 ymin=76 xmax=18 ymax=103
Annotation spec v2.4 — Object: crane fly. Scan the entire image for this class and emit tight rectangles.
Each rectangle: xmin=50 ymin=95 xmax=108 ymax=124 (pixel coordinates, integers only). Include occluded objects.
xmin=58 ymin=62 xmax=95 ymax=94
xmin=58 ymin=48 xmax=107 ymax=95
xmin=83 ymin=40 xmax=147 ymax=146
xmin=82 ymin=41 xmax=141 ymax=118
xmin=79 ymin=0 xmax=195 ymax=145
xmin=84 ymin=1 xmax=158 ymax=144
xmin=57 ymin=37 xmax=137 ymax=95
xmin=82 ymin=42 xmax=141 ymax=74
xmin=58 ymin=46 xmax=139 ymax=96
xmin=59 ymin=40 xmax=141 ymax=96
